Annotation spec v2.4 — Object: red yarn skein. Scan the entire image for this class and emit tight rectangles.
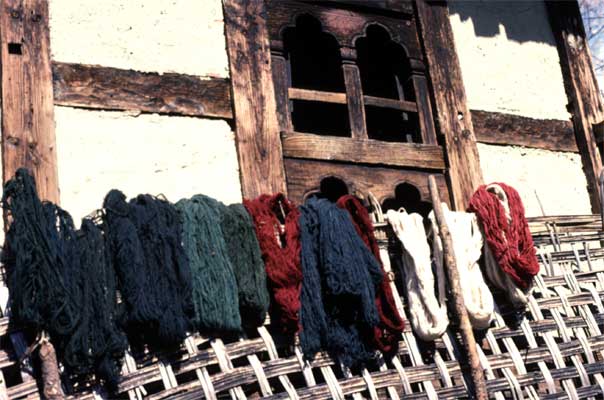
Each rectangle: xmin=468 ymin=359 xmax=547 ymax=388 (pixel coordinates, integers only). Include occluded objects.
xmin=336 ymin=195 xmax=404 ymax=353
xmin=244 ymin=194 xmax=302 ymax=335
xmin=468 ymin=183 xmax=539 ymax=289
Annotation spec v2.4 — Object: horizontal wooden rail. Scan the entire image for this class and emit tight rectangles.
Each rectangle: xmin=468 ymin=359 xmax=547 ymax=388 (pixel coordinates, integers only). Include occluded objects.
xmin=52 ymin=62 xmax=233 ymax=119
xmin=287 ymin=87 xmax=347 ymax=104
xmin=281 ymin=131 xmax=445 ymax=170
xmin=363 ymin=95 xmax=418 ymax=112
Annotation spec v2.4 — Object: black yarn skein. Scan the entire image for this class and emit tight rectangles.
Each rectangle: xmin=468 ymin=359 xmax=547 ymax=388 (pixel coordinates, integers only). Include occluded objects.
xmin=299 ymin=197 xmax=383 ymax=368
xmin=103 ymin=189 xmax=193 ymax=346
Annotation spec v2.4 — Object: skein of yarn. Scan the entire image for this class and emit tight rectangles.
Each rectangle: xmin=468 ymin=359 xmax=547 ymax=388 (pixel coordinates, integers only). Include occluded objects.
xmin=471 ymin=184 xmax=535 ymax=306
xmin=336 ymin=195 xmax=404 ymax=353
xmin=244 ymin=194 xmax=302 ymax=336
xmin=387 ymin=208 xmax=449 ymax=341
xmin=103 ymin=190 xmax=193 ymax=346
xmin=299 ymin=197 xmax=383 ymax=368
xmin=176 ymin=195 xmax=241 ymax=334
xmin=63 ymin=218 xmax=127 ymax=387
xmin=429 ymin=204 xmax=494 ymax=329
xmin=219 ymin=203 xmax=270 ymax=328
xmin=2 ymin=168 xmax=80 ymax=337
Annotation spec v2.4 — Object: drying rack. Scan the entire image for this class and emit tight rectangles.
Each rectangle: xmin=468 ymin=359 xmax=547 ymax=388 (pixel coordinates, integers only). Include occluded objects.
xmin=0 ymin=211 xmax=602 ymax=399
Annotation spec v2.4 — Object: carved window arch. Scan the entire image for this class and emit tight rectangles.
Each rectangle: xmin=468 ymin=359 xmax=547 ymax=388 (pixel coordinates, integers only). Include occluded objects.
xmin=269 ymin=0 xmax=436 ymax=144
xmin=267 ymin=0 xmax=449 ymax=207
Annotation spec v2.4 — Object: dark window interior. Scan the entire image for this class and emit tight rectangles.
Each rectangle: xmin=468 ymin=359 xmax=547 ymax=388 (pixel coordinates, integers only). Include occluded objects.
xmin=283 ymin=15 xmax=350 ymax=136
xmin=382 ymin=182 xmax=432 ymax=218
xmin=356 ymin=24 xmax=421 ymax=142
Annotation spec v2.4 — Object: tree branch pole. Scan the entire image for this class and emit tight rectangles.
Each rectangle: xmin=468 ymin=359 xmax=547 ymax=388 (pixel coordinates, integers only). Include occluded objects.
xmin=428 ymin=175 xmax=487 ymax=400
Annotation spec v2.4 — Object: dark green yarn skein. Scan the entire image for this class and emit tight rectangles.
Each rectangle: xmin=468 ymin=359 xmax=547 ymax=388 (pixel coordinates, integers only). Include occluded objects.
xmin=176 ymin=195 xmax=241 ymax=333
xmin=219 ymin=203 xmax=270 ymax=328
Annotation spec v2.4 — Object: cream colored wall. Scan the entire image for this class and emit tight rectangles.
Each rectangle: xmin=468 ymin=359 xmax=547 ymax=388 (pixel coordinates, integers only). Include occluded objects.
xmin=449 ymin=1 xmax=592 ymax=216
xmin=49 ymin=0 xmax=229 ymax=78
xmin=47 ymin=0 xmax=242 ymax=222
xmin=55 ymin=107 xmax=242 ymax=223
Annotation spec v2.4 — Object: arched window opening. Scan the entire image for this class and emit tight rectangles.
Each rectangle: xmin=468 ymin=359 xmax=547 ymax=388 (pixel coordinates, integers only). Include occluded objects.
xmin=382 ymin=182 xmax=432 ymax=218
xmin=356 ymin=24 xmax=422 ymax=142
xmin=282 ymin=15 xmax=350 ymax=136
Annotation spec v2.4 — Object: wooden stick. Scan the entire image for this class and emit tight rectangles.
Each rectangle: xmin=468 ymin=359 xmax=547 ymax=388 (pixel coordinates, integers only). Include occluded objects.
xmin=428 ymin=175 xmax=487 ymax=400
xmin=38 ymin=338 xmax=64 ymax=399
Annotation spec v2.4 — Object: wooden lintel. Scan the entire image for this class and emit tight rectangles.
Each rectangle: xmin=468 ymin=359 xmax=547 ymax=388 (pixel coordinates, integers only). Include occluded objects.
xmin=415 ymin=0 xmax=483 ymax=210
xmin=52 ymin=62 xmax=233 ymax=119
xmin=546 ymin=0 xmax=604 ymax=213
xmin=281 ymin=131 xmax=445 ymax=170
xmin=223 ymin=0 xmax=287 ymax=198
xmin=1 ymin=0 xmax=59 ymax=203
xmin=471 ymin=110 xmax=578 ymax=153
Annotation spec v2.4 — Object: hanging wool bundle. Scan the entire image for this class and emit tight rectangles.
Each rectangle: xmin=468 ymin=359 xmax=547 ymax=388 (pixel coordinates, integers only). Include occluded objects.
xmin=470 ymin=184 xmax=536 ymax=306
xmin=2 ymin=168 xmax=80 ymax=337
xmin=176 ymin=195 xmax=241 ymax=333
xmin=62 ymin=218 xmax=127 ymax=387
xmin=299 ymin=197 xmax=383 ymax=368
xmin=429 ymin=204 xmax=494 ymax=329
xmin=219 ymin=203 xmax=270 ymax=328
xmin=244 ymin=194 xmax=302 ymax=336
xmin=336 ymin=195 xmax=404 ymax=353
xmin=387 ymin=209 xmax=449 ymax=341
xmin=103 ymin=190 xmax=193 ymax=345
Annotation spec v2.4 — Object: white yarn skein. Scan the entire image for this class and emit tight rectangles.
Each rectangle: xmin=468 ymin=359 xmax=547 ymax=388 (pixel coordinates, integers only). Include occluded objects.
xmin=429 ymin=203 xmax=494 ymax=329
xmin=482 ymin=184 xmax=533 ymax=306
xmin=387 ymin=209 xmax=449 ymax=341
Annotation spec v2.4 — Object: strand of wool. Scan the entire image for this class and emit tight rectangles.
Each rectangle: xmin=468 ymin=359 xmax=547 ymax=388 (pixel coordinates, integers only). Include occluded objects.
xmin=429 ymin=204 xmax=494 ymax=329
xmin=387 ymin=208 xmax=449 ymax=341
xmin=468 ymin=183 xmax=539 ymax=290
xmin=244 ymin=194 xmax=302 ymax=336
xmin=176 ymin=195 xmax=241 ymax=334
xmin=219 ymin=203 xmax=270 ymax=328
xmin=299 ymin=197 xmax=383 ymax=368
xmin=103 ymin=190 xmax=193 ymax=346
xmin=336 ymin=195 xmax=404 ymax=353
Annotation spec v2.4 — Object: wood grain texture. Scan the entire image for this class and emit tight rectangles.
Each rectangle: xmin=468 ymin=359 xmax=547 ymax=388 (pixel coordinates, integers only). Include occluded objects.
xmin=342 ymin=63 xmax=368 ymax=139
xmin=281 ymin=131 xmax=445 ymax=169
xmin=412 ymin=74 xmax=437 ymax=144
xmin=283 ymin=157 xmax=449 ymax=205
xmin=471 ymin=109 xmax=577 ymax=152
xmin=546 ymin=1 xmax=604 ymax=213
xmin=52 ymin=62 xmax=233 ymax=119
xmin=415 ymin=0 xmax=483 ymax=210
xmin=1 ymin=0 xmax=59 ymax=203
xmin=223 ymin=0 xmax=287 ymax=198
xmin=288 ymin=87 xmax=346 ymax=104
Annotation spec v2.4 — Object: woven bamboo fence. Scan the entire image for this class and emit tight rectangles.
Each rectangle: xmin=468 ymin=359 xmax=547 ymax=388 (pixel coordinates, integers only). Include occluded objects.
xmin=0 ymin=214 xmax=602 ymax=399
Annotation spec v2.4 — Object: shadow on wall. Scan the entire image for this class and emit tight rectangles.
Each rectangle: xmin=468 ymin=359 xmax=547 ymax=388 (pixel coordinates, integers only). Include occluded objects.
xmin=449 ymin=0 xmax=557 ymax=45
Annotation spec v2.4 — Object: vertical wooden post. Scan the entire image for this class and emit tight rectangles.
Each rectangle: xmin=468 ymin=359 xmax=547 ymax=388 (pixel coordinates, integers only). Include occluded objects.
xmin=415 ymin=0 xmax=483 ymax=210
xmin=0 ymin=0 xmax=59 ymax=203
xmin=223 ymin=0 xmax=287 ymax=199
xmin=410 ymin=59 xmax=437 ymax=145
xmin=340 ymin=47 xmax=368 ymax=140
xmin=428 ymin=175 xmax=487 ymax=400
xmin=546 ymin=0 xmax=603 ymax=213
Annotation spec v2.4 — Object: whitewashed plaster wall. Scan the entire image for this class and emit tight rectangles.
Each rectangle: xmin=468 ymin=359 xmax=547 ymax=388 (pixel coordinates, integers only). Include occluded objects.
xmin=54 ymin=107 xmax=242 ymax=223
xmin=449 ymin=1 xmax=592 ymax=216
xmin=46 ymin=0 xmax=242 ymax=222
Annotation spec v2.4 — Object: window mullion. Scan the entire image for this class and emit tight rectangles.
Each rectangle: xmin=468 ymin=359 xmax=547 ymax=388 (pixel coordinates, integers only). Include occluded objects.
xmin=271 ymin=40 xmax=294 ymax=133
xmin=410 ymin=58 xmax=437 ymax=144
xmin=341 ymin=47 xmax=368 ymax=140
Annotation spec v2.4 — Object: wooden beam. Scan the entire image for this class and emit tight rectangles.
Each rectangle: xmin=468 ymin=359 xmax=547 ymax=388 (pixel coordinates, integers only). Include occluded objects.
xmin=471 ymin=110 xmax=578 ymax=153
xmin=415 ymin=0 xmax=483 ymax=210
xmin=281 ymin=131 xmax=445 ymax=169
xmin=52 ymin=62 xmax=233 ymax=119
xmin=546 ymin=0 xmax=604 ymax=213
xmin=223 ymin=0 xmax=287 ymax=198
xmin=0 ymin=0 xmax=59 ymax=203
